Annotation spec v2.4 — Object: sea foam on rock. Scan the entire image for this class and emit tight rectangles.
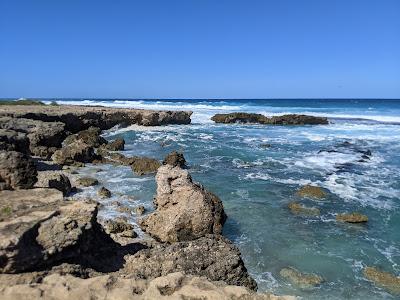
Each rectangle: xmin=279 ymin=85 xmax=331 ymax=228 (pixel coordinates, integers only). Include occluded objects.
xmin=139 ymin=164 xmax=226 ymax=243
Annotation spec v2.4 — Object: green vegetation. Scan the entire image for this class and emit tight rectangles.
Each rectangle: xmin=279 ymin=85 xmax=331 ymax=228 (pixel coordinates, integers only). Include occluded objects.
xmin=1 ymin=206 xmax=12 ymax=216
xmin=0 ymin=99 xmax=46 ymax=106
xmin=49 ymin=101 xmax=59 ymax=106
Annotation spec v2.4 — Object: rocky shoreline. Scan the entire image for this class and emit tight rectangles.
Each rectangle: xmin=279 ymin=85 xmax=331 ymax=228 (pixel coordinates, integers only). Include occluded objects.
xmin=0 ymin=104 xmax=293 ymax=299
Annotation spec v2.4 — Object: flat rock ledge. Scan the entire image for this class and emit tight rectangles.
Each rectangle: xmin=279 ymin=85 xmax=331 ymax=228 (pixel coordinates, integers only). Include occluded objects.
xmin=211 ymin=113 xmax=328 ymax=125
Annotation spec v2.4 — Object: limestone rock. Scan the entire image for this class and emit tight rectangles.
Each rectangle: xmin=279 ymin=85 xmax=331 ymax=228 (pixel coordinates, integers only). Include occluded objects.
xmin=34 ymin=171 xmax=72 ymax=196
xmin=296 ymin=185 xmax=326 ymax=199
xmin=102 ymin=138 xmax=125 ymax=151
xmin=63 ymin=127 xmax=107 ymax=148
xmin=123 ymin=234 xmax=257 ymax=290
xmin=76 ymin=177 xmax=99 ymax=187
xmin=211 ymin=113 xmax=328 ymax=125
xmin=51 ymin=140 xmax=96 ymax=165
xmin=139 ymin=165 xmax=226 ymax=243
xmin=363 ymin=267 xmax=400 ymax=295
xmin=0 ymin=150 xmax=37 ymax=190
xmin=280 ymin=267 xmax=324 ymax=289
xmin=97 ymin=186 xmax=111 ymax=198
xmin=135 ymin=205 xmax=145 ymax=215
xmin=288 ymin=202 xmax=320 ymax=216
xmin=163 ymin=151 xmax=186 ymax=168
xmin=336 ymin=212 xmax=368 ymax=223
xmin=0 ymin=129 xmax=30 ymax=154
xmin=131 ymin=157 xmax=161 ymax=175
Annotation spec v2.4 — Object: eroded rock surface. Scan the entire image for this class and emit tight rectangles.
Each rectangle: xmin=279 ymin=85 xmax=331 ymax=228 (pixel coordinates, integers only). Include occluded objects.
xmin=0 ymin=129 xmax=30 ymax=154
xmin=34 ymin=171 xmax=72 ymax=196
xmin=336 ymin=212 xmax=368 ymax=223
xmin=280 ymin=267 xmax=324 ymax=289
xmin=163 ymin=151 xmax=186 ymax=168
xmin=363 ymin=267 xmax=400 ymax=295
xmin=288 ymin=202 xmax=320 ymax=216
xmin=52 ymin=140 xmax=97 ymax=165
xmin=63 ymin=127 xmax=107 ymax=148
xmin=211 ymin=113 xmax=328 ymax=125
xmin=139 ymin=165 xmax=226 ymax=243
xmin=296 ymin=185 xmax=326 ymax=199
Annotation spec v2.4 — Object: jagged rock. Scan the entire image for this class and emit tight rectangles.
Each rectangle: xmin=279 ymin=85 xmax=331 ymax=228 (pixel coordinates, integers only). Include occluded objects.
xmin=296 ymin=185 xmax=326 ymax=199
xmin=131 ymin=157 xmax=161 ymax=175
xmin=0 ymin=129 xmax=30 ymax=154
xmin=135 ymin=205 xmax=145 ymax=216
xmin=363 ymin=267 xmax=400 ymax=295
xmin=34 ymin=171 xmax=72 ymax=196
xmin=163 ymin=151 xmax=186 ymax=168
xmin=76 ymin=177 xmax=99 ymax=187
xmin=0 ymin=117 xmax=66 ymax=158
xmin=280 ymin=267 xmax=324 ymax=289
xmin=288 ymin=202 xmax=320 ymax=216
xmin=336 ymin=212 xmax=368 ymax=223
xmin=51 ymin=140 xmax=96 ymax=165
xmin=211 ymin=113 xmax=328 ymax=125
xmin=97 ymin=187 xmax=111 ymax=198
xmin=102 ymin=138 xmax=125 ymax=151
xmin=63 ymin=127 xmax=107 ymax=148
xmin=123 ymin=234 xmax=257 ymax=290
xmin=139 ymin=165 xmax=226 ymax=243
xmin=103 ymin=220 xmax=136 ymax=238
xmin=0 ymin=150 xmax=37 ymax=190
xmin=0 ymin=272 xmax=294 ymax=300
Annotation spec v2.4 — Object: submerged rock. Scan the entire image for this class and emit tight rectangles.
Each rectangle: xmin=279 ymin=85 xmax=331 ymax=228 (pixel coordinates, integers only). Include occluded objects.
xmin=34 ymin=171 xmax=72 ymax=196
xmin=76 ymin=177 xmax=99 ymax=187
xmin=336 ymin=212 xmax=368 ymax=223
xmin=163 ymin=151 xmax=186 ymax=168
xmin=211 ymin=113 xmax=328 ymax=125
xmin=280 ymin=267 xmax=324 ymax=289
xmin=123 ymin=234 xmax=257 ymax=290
xmin=0 ymin=150 xmax=37 ymax=190
xmin=131 ymin=157 xmax=161 ymax=175
xmin=296 ymin=185 xmax=326 ymax=199
xmin=97 ymin=186 xmax=111 ymax=198
xmin=288 ymin=202 xmax=320 ymax=216
xmin=363 ymin=267 xmax=400 ymax=295
xmin=139 ymin=165 xmax=226 ymax=243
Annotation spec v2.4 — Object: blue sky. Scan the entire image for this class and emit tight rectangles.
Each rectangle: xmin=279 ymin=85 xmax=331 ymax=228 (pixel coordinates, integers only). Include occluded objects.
xmin=1 ymin=0 xmax=399 ymax=99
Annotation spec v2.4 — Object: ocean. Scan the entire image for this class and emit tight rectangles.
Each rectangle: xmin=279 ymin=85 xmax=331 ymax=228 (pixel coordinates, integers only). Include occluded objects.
xmin=46 ymin=99 xmax=400 ymax=299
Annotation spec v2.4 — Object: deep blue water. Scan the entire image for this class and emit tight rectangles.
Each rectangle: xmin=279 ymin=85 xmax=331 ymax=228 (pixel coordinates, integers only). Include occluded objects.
xmin=9 ymin=98 xmax=400 ymax=299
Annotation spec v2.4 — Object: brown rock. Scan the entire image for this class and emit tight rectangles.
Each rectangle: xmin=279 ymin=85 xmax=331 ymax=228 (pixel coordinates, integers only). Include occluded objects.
xmin=0 ymin=150 xmax=37 ymax=190
xmin=280 ymin=267 xmax=324 ymax=289
xmin=163 ymin=151 xmax=186 ymax=168
xmin=76 ymin=177 xmax=99 ymax=187
xmin=139 ymin=165 xmax=226 ymax=243
xmin=363 ymin=267 xmax=400 ymax=295
xmin=211 ymin=113 xmax=328 ymax=125
xmin=135 ymin=205 xmax=145 ymax=216
xmin=288 ymin=202 xmax=320 ymax=216
xmin=131 ymin=157 xmax=161 ymax=175
xmin=63 ymin=127 xmax=107 ymax=148
xmin=296 ymin=185 xmax=326 ymax=199
xmin=51 ymin=140 xmax=96 ymax=165
xmin=103 ymin=138 xmax=125 ymax=151
xmin=97 ymin=186 xmax=111 ymax=198
xmin=336 ymin=212 xmax=368 ymax=223
xmin=0 ymin=129 xmax=30 ymax=154
xmin=34 ymin=171 xmax=72 ymax=196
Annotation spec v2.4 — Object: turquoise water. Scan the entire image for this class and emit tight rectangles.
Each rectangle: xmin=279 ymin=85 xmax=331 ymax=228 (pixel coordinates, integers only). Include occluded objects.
xmin=56 ymin=99 xmax=400 ymax=299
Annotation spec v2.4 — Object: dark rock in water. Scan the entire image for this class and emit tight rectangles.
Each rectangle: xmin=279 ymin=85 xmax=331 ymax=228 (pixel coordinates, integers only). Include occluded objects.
xmin=63 ymin=127 xmax=107 ymax=148
xmin=163 ymin=151 xmax=186 ymax=168
xmin=131 ymin=157 xmax=161 ymax=175
xmin=76 ymin=177 xmax=99 ymax=187
xmin=139 ymin=165 xmax=226 ymax=243
xmin=0 ymin=150 xmax=37 ymax=190
xmin=259 ymin=143 xmax=272 ymax=149
xmin=0 ymin=117 xmax=66 ymax=158
xmin=211 ymin=113 xmax=328 ymax=125
xmin=336 ymin=212 xmax=368 ymax=223
xmin=51 ymin=140 xmax=97 ymax=165
xmin=97 ymin=186 xmax=111 ymax=198
xmin=123 ymin=234 xmax=257 ymax=290
xmin=102 ymin=138 xmax=125 ymax=151
xmin=0 ymin=129 xmax=30 ymax=154
xmin=34 ymin=171 xmax=72 ymax=196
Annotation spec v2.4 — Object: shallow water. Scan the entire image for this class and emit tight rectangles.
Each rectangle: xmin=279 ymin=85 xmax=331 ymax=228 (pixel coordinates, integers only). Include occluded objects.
xmin=59 ymin=99 xmax=400 ymax=299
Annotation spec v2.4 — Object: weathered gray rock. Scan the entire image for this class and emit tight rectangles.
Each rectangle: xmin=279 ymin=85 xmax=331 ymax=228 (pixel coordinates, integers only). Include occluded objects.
xmin=135 ymin=205 xmax=145 ymax=216
xmin=163 ymin=151 xmax=186 ymax=168
xmin=51 ymin=140 xmax=96 ymax=165
xmin=63 ymin=127 xmax=107 ymax=148
xmin=131 ymin=157 xmax=161 ymax=175
xmin=34 ymin=171 xmax=72 ymax=196
xmin=139 ymin=165 xmax=226 ymax=243
xmin=102 ymin=138 xmax=125 ymax=151
xmin=0 ymin=150 xmax=37 ymax=190
xmin=211 ymin=113 xmax=328 ymax=125
xmin=123 ymin=234 xmax=257 ymax=290
xmin=97 ymin=186 xmax=111 ymax=198
xmin=0 ymin=129 xmax=30 ymax=154
xmin=76 ymin=177 xmax=99 ymax=187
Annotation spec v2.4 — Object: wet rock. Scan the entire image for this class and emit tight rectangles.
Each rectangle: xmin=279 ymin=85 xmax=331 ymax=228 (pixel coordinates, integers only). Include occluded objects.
xmin=135 ymin=205 xmax=145 ymax=215
xmin=0 ymin=271 xmax=293 ymax=300
xmin=139 ymin=165 xmax=226 ymax=243
xmin=51 ymin=140 xmax=97 ymax=165
xmin=0 ymin=129 xmax=30 ymax=154
xmin=34 ymin=171 xmax=72 ymax=196
xmin=97 ymin=186 xmax=111 ymax=198
xmin=211 ymin=113 xmax=328 ymax=125
xmin=280 ymin=267 xmax=324 ymax=289
xmin=102 ymin=138 xmax=125 ymax=151
xmin=0 ymin=150 xmax=37 ymax=190
xmin=363 ymin=267 xmax=400 ymax=295
xmin=131 ymin=157 xmax=161 ymax=175
xmin=116 ymin=205 xmax=134 ymax=214
xmin=296 ymin=185 xmax=326 ymax=199
xmin=163 ymin=151 xmax=186 ymax=168
xmin=336 ymin=212 xmax=368 ymax=223
xmin=288 ymin=202 xmax=320 ymax=216
xmin=63 ymin=127 xmax=107 ymax=148
xmin=259 ymin=143 xmax=272 ymax=149
xmin=123 ymin=234 xmax=257 ymax=290
xmin=76 ymin=177 xmax=99 ymax=187
xmin=0 ymin=117 xmax=66 ymax=158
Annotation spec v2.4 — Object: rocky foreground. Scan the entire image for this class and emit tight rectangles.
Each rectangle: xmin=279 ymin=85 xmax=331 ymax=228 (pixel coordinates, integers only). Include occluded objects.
xmin=0 ymin=104 xmax=293 ymax=299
